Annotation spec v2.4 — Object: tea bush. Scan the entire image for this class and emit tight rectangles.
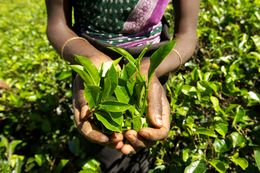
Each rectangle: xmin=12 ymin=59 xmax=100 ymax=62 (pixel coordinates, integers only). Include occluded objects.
xmin=0 ymin=0 xmax=259 ymax=172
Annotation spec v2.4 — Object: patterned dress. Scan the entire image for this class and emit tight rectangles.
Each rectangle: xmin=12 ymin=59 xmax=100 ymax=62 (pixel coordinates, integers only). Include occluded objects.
xmin=73 ymin=0 xmax=170 ymax=48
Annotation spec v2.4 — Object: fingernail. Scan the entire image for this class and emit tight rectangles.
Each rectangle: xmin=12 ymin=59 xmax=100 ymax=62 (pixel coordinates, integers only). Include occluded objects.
xmin=156 ymin=116 xmax=162 ymax=126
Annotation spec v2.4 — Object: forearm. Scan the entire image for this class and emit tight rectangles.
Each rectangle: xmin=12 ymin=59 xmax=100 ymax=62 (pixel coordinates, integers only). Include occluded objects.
xmin=45 ymin=0 xmax=111 ymax=66
xmin=140 ymin=32 xmax=197 ymax=77
xmin=46 ymin=24 xmax=111 ymax=66
xmin=141 ymin=0 xmax=199 ymax=77
xmin=156 ymin=32 xmax=197 ymax=77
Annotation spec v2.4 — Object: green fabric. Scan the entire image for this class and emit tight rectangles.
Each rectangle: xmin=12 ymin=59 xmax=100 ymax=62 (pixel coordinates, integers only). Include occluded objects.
xmin=73 ymin=0 xmax=139 ymax=34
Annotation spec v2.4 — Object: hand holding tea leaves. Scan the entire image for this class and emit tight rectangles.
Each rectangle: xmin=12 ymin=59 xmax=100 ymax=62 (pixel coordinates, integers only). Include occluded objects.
xmin=71 ymin=41 xmax=174 ymax=154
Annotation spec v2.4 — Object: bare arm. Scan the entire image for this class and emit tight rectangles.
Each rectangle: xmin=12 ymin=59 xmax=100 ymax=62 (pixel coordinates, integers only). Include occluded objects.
xmin=141 ymin=0 xmax=200 ymax=76
xmin=45 ymin=0 xmax=111 ymax=65
xmin=45 ymin=0 xmax=124 ymax=149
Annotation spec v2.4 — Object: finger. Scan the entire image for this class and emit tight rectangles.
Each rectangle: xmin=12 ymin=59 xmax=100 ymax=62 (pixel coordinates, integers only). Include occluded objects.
xmin=73 ymin=102 xmax=81 ymax=125
xmin=148 ymin=78 xmax=163 ymax=128
xmin=161 ymin=89 xmax=171 ymax=131
xmin=121 ymin=144 xmax=136 ymax=155
xmin=138 ymin=126 xmax=169 ymax=141
xmin=125 ymin=130 xmax=146 ymax=149
xmin=80 ymin=121 xmax=109 ymax=145
xmin=139 ymin=90 xmax=170 ymax=141
xmin=111 ymin=132 xmax=124 ymax=143
xmin=80 ymin=105 xmax=91 ymax=121
xmin=73 ymin=75 xmax=87 ymax=109
xmin=114 ymin=141 xmax=124 ymax=150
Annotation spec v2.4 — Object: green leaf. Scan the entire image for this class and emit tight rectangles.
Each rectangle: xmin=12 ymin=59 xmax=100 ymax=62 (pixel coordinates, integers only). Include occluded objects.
xmin=53 ymin=159 xmax=69 ymax=173
xmin=210 ymin=96 xmax=225 ymax=116
xmin=214 ymin=122 xmax=228 ymax=138
xmin=196 ymin=128 xmax=217 ymax=138
xmin=108 ymin=47 xmax=136 ymax=65
xmin=232 ymin=106 xmax=246 ymax=126
xmin=99 ymin=101 xmax=132 ymax=112
xmin=213 ymin=138 xmax=231 ymax=153
xmin=113 ymin=57 xmax=122 ymax=67
xmin=70 ymin=65 xmax=92 ymax=84
xmin=184 ymin=160 xmax=207 ymax=173
xmin=230 ymin=132 xmax=246 ymax=148
xmin=121 ymin=63 xmax=136 ymax=81
xmin=182 ymin=149 xmax=190 ymax=162
xmin=148 ymin=41 xmax=175 ymax=82
xmin=10 ymin=154 xmax=24 ymax=173
xmin=132 ymin=116 xmax=142 ymax=131
xmin=135 ymin=81 xmax=146 ymax=112
xmin=81 ymin=159 xmax=101 ymax=172
xmin=254 ymin=148 xmax=260 ymax=171
xmin=75 ymin=55 xmax=100 ymax=86
xmin=84 ymin=85 xmax=101 ymax=109
xmin=0 ymin=135 xmax=9 ymax=149
xmin=230 ymin=154 xmax=248 ymax=170
xmin=251 ymin=35 xmax=260 ymax=51
xmin=101 ymin=64 xmax=118 ymax=99
xmin=95 ymin=111 xmax=121 ymax=132
xmin=34 ymin=154 xmax=45 ymax=166
xmin=181 ymin=85 xmax=197 ymax=96
xmin=136 ymin=46 xmax=149 ymax=70
xmin=114 ymin=85 xmax=130 ymax=103
xmin=57 ymin=71 xmax=71 ymax=80
xmin=209 ymin=160 xmax=227 ymax=173
xmin=109 ymin=112 xmax=123 ymax=127
xmin=9 ymin=140 xmax=22 ymax=156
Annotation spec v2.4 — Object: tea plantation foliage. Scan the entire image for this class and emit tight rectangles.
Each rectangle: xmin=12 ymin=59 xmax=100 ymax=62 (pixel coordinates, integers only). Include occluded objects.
xmin=0 ymin=0 xmax=259 ymax=172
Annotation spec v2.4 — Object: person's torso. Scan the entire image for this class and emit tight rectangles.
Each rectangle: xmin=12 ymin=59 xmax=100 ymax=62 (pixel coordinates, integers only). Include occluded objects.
xmin=73 ymin=0 xmax=170 ymax=48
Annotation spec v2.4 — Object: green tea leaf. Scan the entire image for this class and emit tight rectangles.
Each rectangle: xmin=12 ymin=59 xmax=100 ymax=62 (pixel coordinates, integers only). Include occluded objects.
xmin=34 ymin=154 xmax=45 ymax=166
xmin=182 ymin=149 xmax=190 ymax=162
xmin=148 ymin=41 xmax=175 ymax=82
xmin=70 ymin=65 xmax=92 ymax=84
xmin=113 ymin=57 xmax=122 ymax=67
xmin=230 ymin=154 xmax=248 ymax=170
xmin=184 ymin=160 xmax=207 ymax=173
xmin=232 ymin=106 xmax=246 ymax=125
xmin=230 ymin=132 xmax=246 ymax=148
xmin=132 ymin=116 xmax=142 ymax=131
xmin=213 ymin=139 xmax=231 ymax=153
xmin=254 ymin=148 xmax=260 ymax=171
xmin=53 ymin=159 xmax=69 ymax=173
xmin=101 ymin=64 xmax=118 ymax=99
xmin=9 ymin=140 xmax=22 ymax=156
xmin=196 ymin=127 xmax=217 ymax=138
xmin=134 ymin=81 xmax=146 ymax=111
xmin=95 ymin=111 xmax=121 ymax=132
xmin=114 ymin=85 xmax=130 ymax=103
xmin=214 ymin=122 xmax=228 ymax=138
xmin=84 ymin=85 xmax=101 ymax=109
xmin=136 ymin=46 xmax=149 ymax=70
xmin=121 ymin=63 xmax=136 ymax=81
xmin=99 ymin=101 xmax=132 ymax=112
xmin=209 ymin=160 xmax=227 ymax=173
xmin=210 ymin=96 xmax=226 ymax=116
xmin=109 ymin=112 xmax=123 ymax=127
xmin=75 ymin=55 xmax=100 ymax=85
xmin=108 ymin=47 xmax=136 ymax=65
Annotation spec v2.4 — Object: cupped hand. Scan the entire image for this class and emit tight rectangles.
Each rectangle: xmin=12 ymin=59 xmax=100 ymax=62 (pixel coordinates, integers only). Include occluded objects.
xmin=73 ymin=75 xmax=125 ymax=150
xmin=122 ymin=76 xmax=171 ymax=154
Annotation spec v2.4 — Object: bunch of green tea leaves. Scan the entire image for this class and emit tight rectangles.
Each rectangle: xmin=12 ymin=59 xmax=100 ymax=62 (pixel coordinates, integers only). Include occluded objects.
xmin=70 ymin=41 xmax=174 ymax=134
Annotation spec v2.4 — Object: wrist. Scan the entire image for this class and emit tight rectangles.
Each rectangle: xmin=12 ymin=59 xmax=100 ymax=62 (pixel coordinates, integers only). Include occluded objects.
xmin=87 ymin=54 xmax=113 ymax=68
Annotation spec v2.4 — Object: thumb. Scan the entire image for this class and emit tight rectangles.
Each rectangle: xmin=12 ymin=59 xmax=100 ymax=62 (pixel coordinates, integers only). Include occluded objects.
xmin=147 ymin=79 xmax=163 ymax=128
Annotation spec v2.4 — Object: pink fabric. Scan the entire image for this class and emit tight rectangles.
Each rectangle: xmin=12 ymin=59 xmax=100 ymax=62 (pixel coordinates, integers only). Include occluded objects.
xmin=122 ymin=0 xmax=170 ymax=34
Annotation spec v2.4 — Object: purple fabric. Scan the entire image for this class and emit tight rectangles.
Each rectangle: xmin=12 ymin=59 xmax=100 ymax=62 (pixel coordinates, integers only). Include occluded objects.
xmin=143 ymin=0 xmax=170 ymax=30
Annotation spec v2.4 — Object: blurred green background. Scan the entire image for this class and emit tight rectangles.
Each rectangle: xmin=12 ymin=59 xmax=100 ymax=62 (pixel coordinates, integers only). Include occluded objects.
xmin=0 ymin=0 xmax=259 ymax=172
